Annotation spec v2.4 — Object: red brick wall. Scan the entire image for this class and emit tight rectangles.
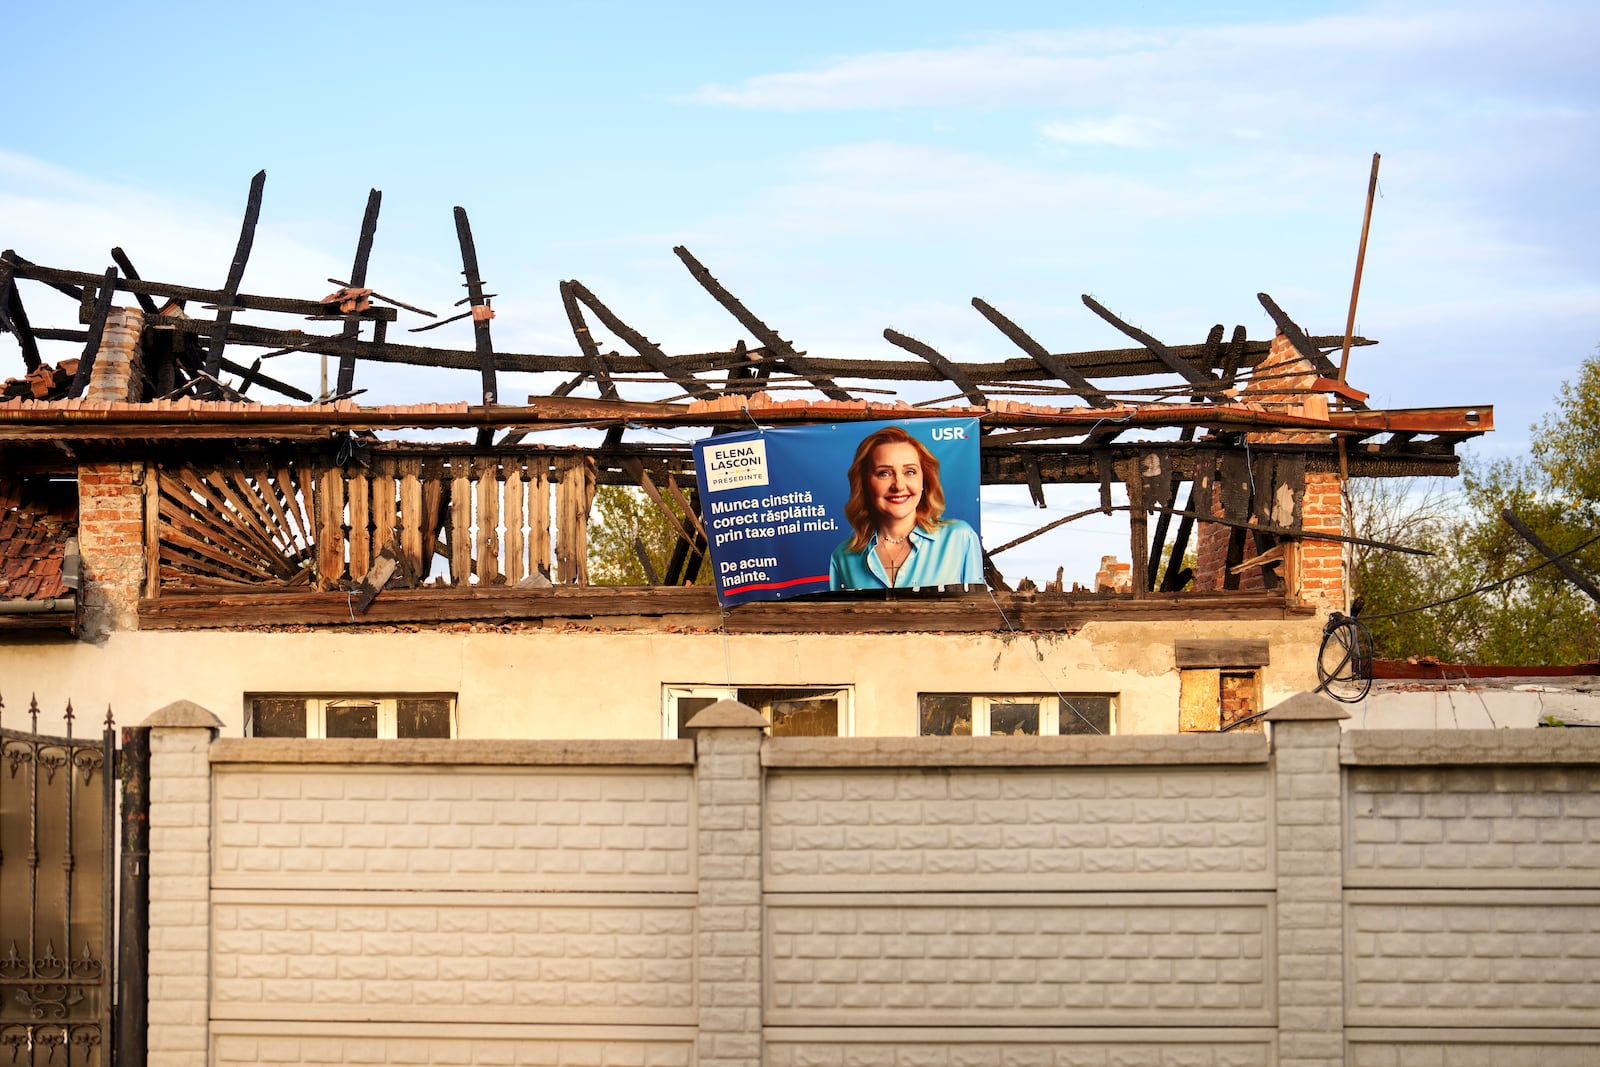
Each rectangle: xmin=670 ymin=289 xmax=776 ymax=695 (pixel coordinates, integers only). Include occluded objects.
xmin=77 ymin=461 xmax=145 ymax=638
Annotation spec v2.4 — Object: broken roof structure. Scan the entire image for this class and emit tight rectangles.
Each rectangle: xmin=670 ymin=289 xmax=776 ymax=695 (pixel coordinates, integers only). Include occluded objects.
xmin=0 ymin=174 xmax=1494 ymax=740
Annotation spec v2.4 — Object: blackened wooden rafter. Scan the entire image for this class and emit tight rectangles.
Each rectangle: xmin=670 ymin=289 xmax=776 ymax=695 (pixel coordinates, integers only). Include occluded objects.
xmin=452 ymin=207 xmax=498 ymax=412
xmin=0 ymin=250 xmax=41 ymax=372
xmin=564 ymin=279 xmax=717 ymax=400
xmin=68 ymin=267 xmax=119 ymax=397
xmin=109 ymin=249 xmax=162 ymax=316
xmin=1257 ymin=292 xmax=1368 ymax=410
xmin=672 ymin=245 xmax=853 ymax=401
xmin=205 ymin=170 xmax=267 ymax=388
xmin=970 ymin=297 xmax=1114 ymax=409
xmin=335 ymin=189 xmax=383 ymax=397
xmin=882 ymin=328 xmax=987 ymax=405
xmin=1080 ymin=294 xmax=1227 ymax=400
xmin=559 ymin=280 xmax=620 ymax=401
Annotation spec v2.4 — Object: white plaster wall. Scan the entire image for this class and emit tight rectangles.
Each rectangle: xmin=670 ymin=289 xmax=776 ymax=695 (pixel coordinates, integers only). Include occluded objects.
xmin=8 ymin=616 xmax=1324 ymax=739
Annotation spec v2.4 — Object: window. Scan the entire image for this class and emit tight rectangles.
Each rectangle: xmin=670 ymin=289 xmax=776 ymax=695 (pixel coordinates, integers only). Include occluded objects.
xmin=663 ymin=686 xmax=850 ymax=738
xmin=246 ymin=695 xmax=456 ymax=739
xmin=918 ymin=693 xmax=1114 ymax=736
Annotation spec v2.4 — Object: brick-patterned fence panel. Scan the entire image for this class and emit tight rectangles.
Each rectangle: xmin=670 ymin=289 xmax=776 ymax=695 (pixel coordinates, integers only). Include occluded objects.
xmin=1342 ymin=730 xmax=1600 ymax=1062
xmin=136 ymin=702 xmax=1600 ymax=1067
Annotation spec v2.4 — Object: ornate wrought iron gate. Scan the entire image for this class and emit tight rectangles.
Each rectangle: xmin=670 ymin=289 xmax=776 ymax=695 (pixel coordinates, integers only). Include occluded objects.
xmin=0 ymin=698 xmax=115 ymax=1067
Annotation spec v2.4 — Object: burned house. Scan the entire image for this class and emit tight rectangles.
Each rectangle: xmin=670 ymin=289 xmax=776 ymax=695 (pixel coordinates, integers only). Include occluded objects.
xmin=0 ymin=179 xmax=1491 ymax=739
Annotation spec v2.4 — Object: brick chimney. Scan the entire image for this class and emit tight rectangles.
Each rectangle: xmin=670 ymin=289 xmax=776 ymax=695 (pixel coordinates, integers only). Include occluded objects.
xmin=85 ymin=307 xmax=144 ymax=404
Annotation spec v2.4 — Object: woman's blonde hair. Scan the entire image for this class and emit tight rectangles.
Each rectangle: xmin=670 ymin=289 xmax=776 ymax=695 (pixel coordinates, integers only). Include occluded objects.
xmin=842 ymin=426 xmax=946 ymax=552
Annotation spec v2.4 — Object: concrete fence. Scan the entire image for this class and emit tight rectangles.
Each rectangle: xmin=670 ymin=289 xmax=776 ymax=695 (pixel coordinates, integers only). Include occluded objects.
xmin=138 ymin=697 xmax=1600 ymax=1067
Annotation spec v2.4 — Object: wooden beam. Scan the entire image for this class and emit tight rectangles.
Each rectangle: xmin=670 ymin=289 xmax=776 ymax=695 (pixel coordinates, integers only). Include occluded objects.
xmin=69 ymin=267 xmax=118 ymax=397
xmin=1256 ymin=292 xmax=1368 ymax=410
xmin=673 ymin=245 xmax=853 ymax=401
xmin=1080 ymin=294 xmax=1226 ymax=398
xmin=335 ymin=189 xmax=383 ymax=397
xmin=882 ymin=328 xmax=987 ymax=405
xmin=971 ymin=297 xmax=1114 ymax=408
xmin=109 ymin=248 xmax=162 ymax=316
xmin=559 ymin=279 xmax=619 ymax=400
xmin=0 ymin=250 xmax=41 ymax=372
xmin=452 ymin=206 xmax=498 ymax=413
xmin=1501 ymin=509 xmax=1600 ymax=605
xmin=206 ymin=170 xmax=268 ymax=387
xmin=565 ymin=279 xmax=717 ymax=400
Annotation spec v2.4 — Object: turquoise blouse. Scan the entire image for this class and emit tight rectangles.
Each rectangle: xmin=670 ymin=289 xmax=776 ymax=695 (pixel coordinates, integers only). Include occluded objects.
xmin=828 ymin=519 xmax=985 ymax=590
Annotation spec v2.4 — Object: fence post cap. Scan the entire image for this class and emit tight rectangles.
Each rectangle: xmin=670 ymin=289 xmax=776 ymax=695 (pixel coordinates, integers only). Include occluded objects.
xmin=140 ymin=700 xmax=225 ymax=729
xmin=684 ymin=699 xmax=767 ymax=731
xmin=1261 ymin=691 xmax=1350 ymax=722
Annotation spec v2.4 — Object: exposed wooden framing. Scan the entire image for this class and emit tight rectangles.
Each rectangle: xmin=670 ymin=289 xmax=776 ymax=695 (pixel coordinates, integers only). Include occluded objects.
xmin=205 ymin=170 xmax=267 ymax=386
xmin=399 ymin=458 xmax=424 ymax=578
xmin=449 ymin=461 xmax=472 ymax=583
xmin=315 ymin=464 xmax=346 ymax=587
xmin=0 ymin=252 xmax=42 ymax=372
xmin=332 ymin=190 xmax=383 ymax=397
xmin=452 ymin=207 xmax=498 ymax=419
xmin=529 ymin=459 xmax=552 ymax=580
xmin=15 ymin=262 xmax=395 ymax=322
xmin=1080 ymin=294 xmax=1226 ymax=399
xmin=1256 ymin=292 xmax=1368 ymax=410
xmin=474 ymin=455 xmax=500 ymax=585
xmin=136 ymin=585 xmax=1310 ymax=630
xmin=883 ymin=328 xmax=986 ymax=405
xmin=68 ymin=267 xmax=119 ymax=397
xmin=565 ymin=279 xmax=717 ymax=400
xmin=988 ymin=504 xmax=1133 ymax=557
xmin=354 ymin=544 xmax=400 ymax=614
xmin=144 ymin=464 xmax=163 ymax=598
xmin=672 ymin=245 xmax=852 ymax=401
xmin=559 ymin=279 xmax=619 ymax=400
xmin=1501 ymin=509 xmax=1600 ymax=604
xmin=1154 ymin=502 xmax=1430 ymax=555
xmin=348 ymin=468 xmax=371 ymax=578
xmin=172 ymin=467 xmax=291 ymax=571
xmin=633 ymin=538 xmax=662 ymax=586
xmin=554 ymin=456 xmax=595 ymax=583
xmin=371 ymin=462 xmax=398 ymax=569
xmin=971 ymin=297 xmax=1114 ymax=409
xmin=109 ymin=248 xmax=162 ymax=316
xmin=1123 ymin=458 xmax=1149 ymax=601
xmin=620 ymin=458 xmax=695 ymax=549
xmin=503 ymin=461 xmax=526 ymax=584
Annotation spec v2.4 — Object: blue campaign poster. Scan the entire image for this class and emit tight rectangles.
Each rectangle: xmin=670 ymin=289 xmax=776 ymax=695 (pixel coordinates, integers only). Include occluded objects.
xmin=692 ymin=417 xmax=983 ymax=607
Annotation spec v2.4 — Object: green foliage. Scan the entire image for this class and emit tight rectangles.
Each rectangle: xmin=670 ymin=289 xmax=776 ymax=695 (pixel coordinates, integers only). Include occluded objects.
xmin=1353 ymin=349 xmax=1600 ymax=665
xmin=586 ymin=485 xmax=710 ymax=587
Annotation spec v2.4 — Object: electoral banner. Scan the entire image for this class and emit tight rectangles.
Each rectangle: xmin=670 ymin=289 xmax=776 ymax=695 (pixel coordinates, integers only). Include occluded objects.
xmin=693 ymin=417 xmax=983 ymax=607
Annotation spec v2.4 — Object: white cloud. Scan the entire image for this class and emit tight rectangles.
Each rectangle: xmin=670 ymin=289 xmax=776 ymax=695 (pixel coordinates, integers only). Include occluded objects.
xmin=1040 ymin=115 xmax=1166 ymax=148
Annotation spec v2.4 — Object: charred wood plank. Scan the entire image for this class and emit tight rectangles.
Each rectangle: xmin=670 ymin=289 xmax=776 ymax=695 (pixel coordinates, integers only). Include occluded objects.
xmin=1256 ymin=292 xmax=1368 ymax=410
xmin=17 ymin=262 xmax=392 ymax=321
xmin=971 ymin=298 xmax=1113 ymax=408
xmin=565 ymin=279 xmax=716 ymax=400
xmin=109 ymin=248 xmax=162 ymax=316
xmin=205 ymin=170 xmax=267 ymax=387
xmin=1080 ymin=294 xmax=1226 ymax=398
xmin=559 ymin=279 xmax=619 ymax=400
xmin=672 ymin=245 xmax=852 ymax=401
xmin=1501 ymin=509 xmax=1600 ymax=604
xmin=0 ymin=251 xmax=42 ymax=371
xmin=336 ymin=189 xmax=382 ymax=397
xmin=453 ymin=206 xmax=498 ymax=415
xmin=882 ymin=328 xmax=987 ymax=405
xmin=69 ymin=267 xmax=120 ymax=397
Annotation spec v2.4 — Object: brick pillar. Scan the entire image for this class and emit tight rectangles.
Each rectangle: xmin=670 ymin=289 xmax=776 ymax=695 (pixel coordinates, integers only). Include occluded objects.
xmin=686 ymin=699 xmax=766 ymax=1067
xmin=1265 ymin=692 xmax=1350 ymax=1067
xmin=1298 ymin=471 xmax=1348 ymax=613
xmin=77 ymin=460 xmax=146 ymax=639
xmin=86 ymin=307 xmax=145 ymax=403
xmin=142 ymin=701 xmax=223 ymax=1067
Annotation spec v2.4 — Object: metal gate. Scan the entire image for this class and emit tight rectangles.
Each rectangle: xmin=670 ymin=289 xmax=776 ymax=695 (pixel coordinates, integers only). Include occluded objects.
xmin=0 ymin=698 xmax=114 ymax=1067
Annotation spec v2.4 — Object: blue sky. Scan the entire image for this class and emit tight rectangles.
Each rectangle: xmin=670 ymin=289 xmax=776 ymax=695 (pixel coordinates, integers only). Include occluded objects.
xmin=3 ymin=0 xmax=1596 ymax=582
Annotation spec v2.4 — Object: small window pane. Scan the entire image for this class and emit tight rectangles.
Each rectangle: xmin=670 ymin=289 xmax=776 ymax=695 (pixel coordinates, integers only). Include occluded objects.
xmin=325 ymin=701 xmax=378 ymax=739
xmin=397 ymin=698 xmax=452 ymax=738
xmin=1060 ymin=695 xmax=1112 ymax=735
xmin=740 ymin=688 xmax=839 ymax=737
xmin=675 ymin=696 xmax=721 ymax=738
xmin=990 ymin=702 xmax=1040 ymax=736
xmin=251 ymin=698 xmax=307 ymax=738
xmin=918 ymin=695 xmax=972 ymax=736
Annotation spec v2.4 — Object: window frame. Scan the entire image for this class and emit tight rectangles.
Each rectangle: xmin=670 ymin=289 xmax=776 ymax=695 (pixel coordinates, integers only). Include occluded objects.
xmin=919 ymin=692 xmax=1116 ymax=737
xmin=245 ymin=693 xmax=458 ymax=739
xmin=662 ymin=685 xmax=854 ymax=738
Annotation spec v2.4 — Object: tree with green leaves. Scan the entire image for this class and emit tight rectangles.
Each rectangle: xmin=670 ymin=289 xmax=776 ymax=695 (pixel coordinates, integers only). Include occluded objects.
xmin=586 ymin=485 xmax=711 ymax=587
xmin=1353 ymin=350 xmax=1600 ymax=665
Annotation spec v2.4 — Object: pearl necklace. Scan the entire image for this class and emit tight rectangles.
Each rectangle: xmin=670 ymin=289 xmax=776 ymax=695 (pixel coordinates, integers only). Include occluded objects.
xmin=878 ymin=531 xmax=910 ymax=545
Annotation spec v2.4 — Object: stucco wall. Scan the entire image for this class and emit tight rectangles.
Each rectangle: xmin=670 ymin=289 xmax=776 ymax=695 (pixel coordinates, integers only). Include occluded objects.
xmin=11 ymin=618 xmax=1324 ymax=739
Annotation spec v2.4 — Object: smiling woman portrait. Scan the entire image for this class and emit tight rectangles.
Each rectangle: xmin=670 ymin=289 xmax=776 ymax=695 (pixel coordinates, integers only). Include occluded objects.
xmin=828 ymin=426 xmax=985 ymax=590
